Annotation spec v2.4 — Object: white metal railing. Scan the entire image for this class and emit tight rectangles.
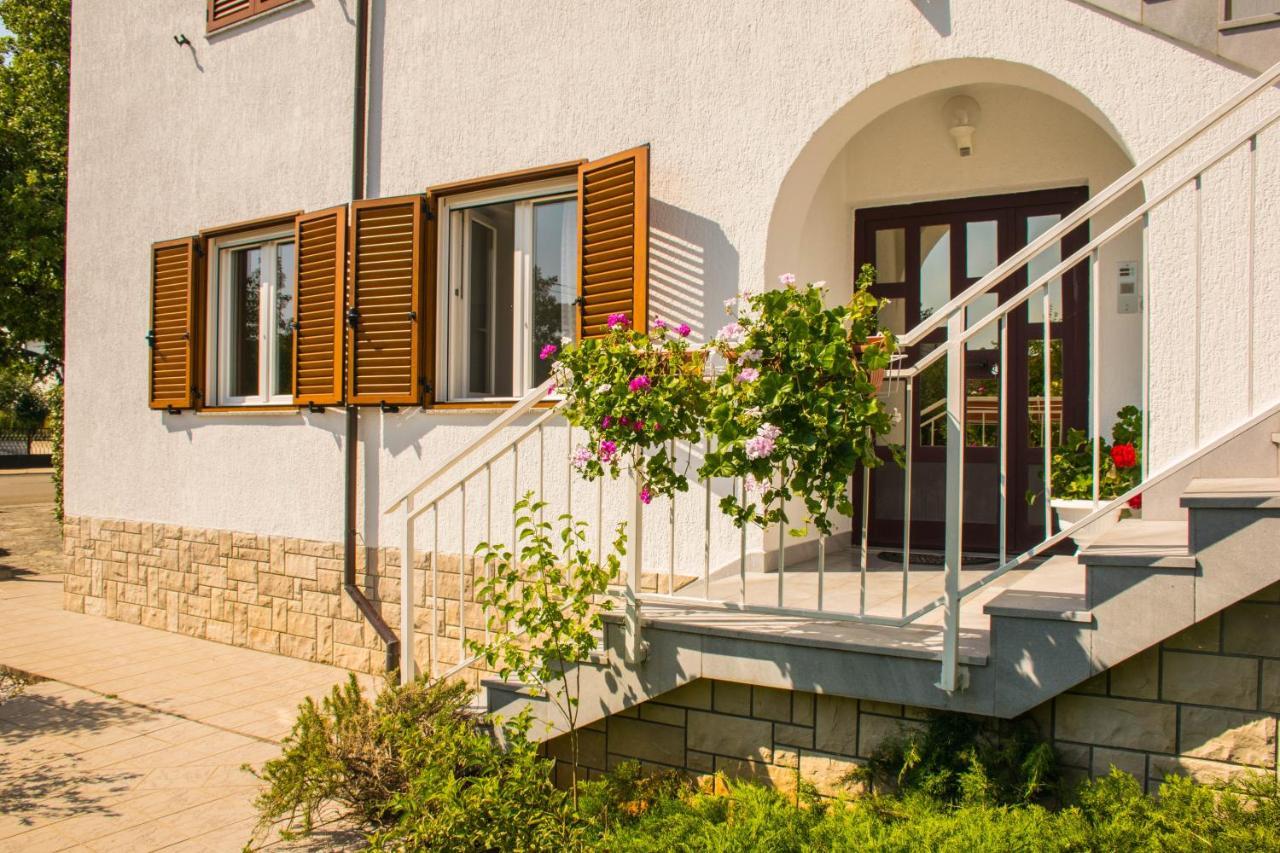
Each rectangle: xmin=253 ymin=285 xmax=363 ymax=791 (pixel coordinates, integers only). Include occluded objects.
xmin=389 ymin=58 xmax=1280 ymax=691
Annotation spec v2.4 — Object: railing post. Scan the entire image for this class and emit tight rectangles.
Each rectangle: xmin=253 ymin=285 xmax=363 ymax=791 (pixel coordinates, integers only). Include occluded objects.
xmin=937 ymin=311 xmax=966 ymax=694
xmin=623 ymin=469 xmax=648 ymax=664
xmin=399 ymin=497 xmax=415 ymax=685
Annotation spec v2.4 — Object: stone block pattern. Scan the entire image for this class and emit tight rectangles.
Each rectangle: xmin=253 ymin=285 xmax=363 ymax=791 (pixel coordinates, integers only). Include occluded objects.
xmin=62 ymin=515 xmax=695 ymax=681
xmin=547 ymin=585 xmax=1280 ymax=794
xmin=1049 ymin=581 xmax=1280 ymax=792
xmin=62 ymin=515 xmax=407 ymax=673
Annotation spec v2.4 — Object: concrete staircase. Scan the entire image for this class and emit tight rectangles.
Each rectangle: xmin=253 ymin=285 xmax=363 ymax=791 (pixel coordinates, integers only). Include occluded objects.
xmin=482 ymin=424 xmax=1280 ymax=740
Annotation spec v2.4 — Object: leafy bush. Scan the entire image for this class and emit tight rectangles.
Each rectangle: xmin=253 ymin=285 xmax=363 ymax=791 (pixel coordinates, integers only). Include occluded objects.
xmin=553 ymin=312 xmax=709 ymax=502
xmin=857 ymin=712 xmax=1059 ymax=805
xmin=701 ymin=266 xmax=897 ymax=536
xmin=250 ymin=674 xmax=590 ymax=851
xmin=253 ymin=677 xmax=1280 ymax=852
xmin=47 ymin=383 xmax=62 ymax=521
xmin=1050 ymin=404 xmax=1143 ymax=505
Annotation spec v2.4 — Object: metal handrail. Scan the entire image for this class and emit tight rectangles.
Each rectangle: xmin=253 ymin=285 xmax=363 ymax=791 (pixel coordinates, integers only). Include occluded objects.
xmin=384 ymin=377 xmax=557 ymax=515
xmin=898 ymin=57 xmax=1280 ymax=349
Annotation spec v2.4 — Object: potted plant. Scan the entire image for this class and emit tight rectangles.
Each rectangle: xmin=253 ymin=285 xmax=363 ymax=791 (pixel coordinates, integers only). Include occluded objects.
xmin=551 ymin=313 xmax=709 ymax=504
xmin=699 ymin=265 xmax=898 ymax=536
xmin=1048 ymin=405 xmax=1142 ymax=547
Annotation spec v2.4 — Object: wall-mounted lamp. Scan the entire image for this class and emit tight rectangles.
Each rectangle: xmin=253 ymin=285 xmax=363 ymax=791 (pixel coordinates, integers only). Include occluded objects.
xmin=173 ymin=34 xmax=191 ymax=47
xmin=942 ymin=95 xmax=981 ymax=157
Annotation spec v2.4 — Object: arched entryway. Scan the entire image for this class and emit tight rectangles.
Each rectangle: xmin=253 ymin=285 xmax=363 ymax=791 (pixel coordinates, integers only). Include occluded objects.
xmin=766 ymin=60 xmax=1143 ymax=555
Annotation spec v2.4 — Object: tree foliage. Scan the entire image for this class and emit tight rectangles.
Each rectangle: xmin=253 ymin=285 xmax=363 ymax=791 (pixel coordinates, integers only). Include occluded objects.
xmin=0 ymin=0 xmax=69 ymax=376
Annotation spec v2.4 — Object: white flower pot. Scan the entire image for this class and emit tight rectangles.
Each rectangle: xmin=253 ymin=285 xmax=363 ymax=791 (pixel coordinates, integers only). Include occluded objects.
xmin=1051 ymin=499 xmax=1123 ymax=551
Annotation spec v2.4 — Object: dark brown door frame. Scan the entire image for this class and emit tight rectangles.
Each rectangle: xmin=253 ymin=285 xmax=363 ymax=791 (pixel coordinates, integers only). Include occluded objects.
xmin=853 ymin=187 xmax=1090 ymax=554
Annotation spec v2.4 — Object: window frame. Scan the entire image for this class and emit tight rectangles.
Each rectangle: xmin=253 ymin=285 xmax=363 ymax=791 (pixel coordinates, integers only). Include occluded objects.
xmin=435 ymin=177 xmax=578 ymax=404
xmin=205 ymin=225 xmax=297 ymax=407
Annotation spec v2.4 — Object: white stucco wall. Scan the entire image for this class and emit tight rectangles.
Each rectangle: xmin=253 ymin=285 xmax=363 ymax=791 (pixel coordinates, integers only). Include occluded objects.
xmin=65 ymin=0 xmax=1280 ymax=557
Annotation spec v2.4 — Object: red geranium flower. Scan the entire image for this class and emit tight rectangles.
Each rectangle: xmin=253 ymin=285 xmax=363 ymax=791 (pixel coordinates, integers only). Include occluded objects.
xmin=1128 ymin=493 xmax=1142 ymax=510
xmin=1111 ymin=443 xmax=1137 ymax=470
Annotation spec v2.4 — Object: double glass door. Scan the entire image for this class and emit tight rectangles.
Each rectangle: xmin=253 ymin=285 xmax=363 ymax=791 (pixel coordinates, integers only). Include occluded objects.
xmin=854 ymin=188 xmax=1089 ymax=554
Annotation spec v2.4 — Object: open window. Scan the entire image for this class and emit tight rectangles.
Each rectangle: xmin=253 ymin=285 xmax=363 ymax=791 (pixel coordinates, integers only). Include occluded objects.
xmin=435 ymin=178 xmax=579 ymax=402
xmin=202 ymin=221 xmax=297 ymax=406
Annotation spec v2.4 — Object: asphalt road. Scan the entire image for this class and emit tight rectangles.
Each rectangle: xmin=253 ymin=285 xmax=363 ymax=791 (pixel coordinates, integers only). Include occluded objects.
xmin=0 ymin=472 xmax=55 ymax=507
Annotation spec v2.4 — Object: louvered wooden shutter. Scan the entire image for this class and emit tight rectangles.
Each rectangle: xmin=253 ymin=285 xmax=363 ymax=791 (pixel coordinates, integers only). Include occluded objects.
xmin=293 ymin=206 xmax=347 ymax=407
xmin=347 ymin=196 xmax=425 ymax=406
xmin=577 ymin=146 xmax=649 ymax=338
xmin=208 ymin=0 xmax=296 ymax=33
xmin=148 ymin=238 xmax=200 ymax=410
xmin=207 ymin=0 xmax=255 ymax=31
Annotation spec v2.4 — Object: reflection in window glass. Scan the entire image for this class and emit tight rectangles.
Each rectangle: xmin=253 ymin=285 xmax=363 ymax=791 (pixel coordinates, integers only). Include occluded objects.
xmin=467 ymin=218 xmax=495 ymax=395
xmin=965 ymin=293 xmax=999 ymax=351
xmin=966 ymin=377 xmax=999 ymax=447
xmin=875 ymin=227 xmax=906 ymax=282
xmin=1026 ymin=214 xmax=1063 ymax=324
xmin=919 ymin=224 xmax=950 ymax=322
xmin=229 ymin=247 xmax=261 ymax=398
xmin=878 ymin=298 xmax=906 ymax=336
xmin=1027 ymin=338 xmax=1064 ymax=447
xmin=273 ymin=242 xmax=295 ymax=398
xmin=965 ymin=220 xmax=998 ymax=279
xmin=918 ymin=347 xmax=946 ymax=447
xmin=532 ymin=198 xmax=578 ymax=386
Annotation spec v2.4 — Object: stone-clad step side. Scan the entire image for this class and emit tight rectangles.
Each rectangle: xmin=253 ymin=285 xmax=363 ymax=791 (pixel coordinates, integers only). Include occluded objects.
xmin=542 ymin=582 xmax=1280 ymax=794
xmin=985 ymin=476 xmax=1280 ymax=718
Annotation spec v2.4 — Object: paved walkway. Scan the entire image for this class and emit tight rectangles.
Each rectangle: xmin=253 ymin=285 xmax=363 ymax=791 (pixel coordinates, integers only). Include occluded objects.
xmin=0 ymin=556 xmax=374 ymax=850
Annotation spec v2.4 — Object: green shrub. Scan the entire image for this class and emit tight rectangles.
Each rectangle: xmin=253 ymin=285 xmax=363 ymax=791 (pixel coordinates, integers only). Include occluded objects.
xmin=857 ymin=712 xmax=1059 ymax=805
xmin=47 ymin=383 xmax=62 ymax=521
xmin=250 ymin=674 xmax=591 ymax=850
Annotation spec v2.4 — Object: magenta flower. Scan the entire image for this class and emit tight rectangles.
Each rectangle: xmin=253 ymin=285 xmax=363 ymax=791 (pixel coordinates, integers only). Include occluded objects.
xmin=628 ymin=375 xmax=651 ymax=393
xmin=652 ymin=317 xmax=667 ymax=330
xmin=653 ymin=422 xmax=662 ymax=432
xmin=677 ymin=323 xmax=691 ymax=337
xmin=547 ymin=383 xmax=557 ymax=395
xmin=607 ymin=313 xmax=629 ymax=329
xmin=620 ymin=416 xmax=632 ymax=427
xmin=539 ymin=343 xmax=557 ymax=361
xmin=601 ymin=415 xmax=612 ymax=429
xmin=736 ymin=367 xmax=759 ymax=383
xmin=598 ymin=439 xmax=618 ymax=463
xmin=634 ymin=420 xmax=645 ymax=432
xmin=640 ymin=486 xmax=652 ymax=505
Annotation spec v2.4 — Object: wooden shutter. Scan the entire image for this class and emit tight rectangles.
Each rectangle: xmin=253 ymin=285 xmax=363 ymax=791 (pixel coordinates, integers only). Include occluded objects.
xmin=208 ymin=0 xmax=296 ymax=33
xmin=148 ymin=238 xmax=200 ymax=410
xmin=293 ymin=206 xmax=347 ymax=407
xmin=577 ymin=145 xmax=649 ymax=338
xmin=347 ymin=196 xmax=425 ymax=406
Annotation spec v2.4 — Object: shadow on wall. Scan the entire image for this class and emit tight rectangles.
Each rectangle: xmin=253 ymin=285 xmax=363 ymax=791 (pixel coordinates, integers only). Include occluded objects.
xmin=649 ymin=199 xmax=739 ymax=341
xmin=910 ymin=0 xmax=951 ymax=37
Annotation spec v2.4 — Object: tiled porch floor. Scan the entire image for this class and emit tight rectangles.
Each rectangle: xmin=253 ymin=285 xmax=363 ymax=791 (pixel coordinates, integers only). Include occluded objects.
xmin=653 ymin=543 xmax=1085 ymax=662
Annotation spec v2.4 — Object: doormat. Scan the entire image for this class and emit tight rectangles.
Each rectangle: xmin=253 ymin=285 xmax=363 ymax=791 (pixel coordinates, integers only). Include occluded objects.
xmin=877 ymin=551 xmax=998 ymax=567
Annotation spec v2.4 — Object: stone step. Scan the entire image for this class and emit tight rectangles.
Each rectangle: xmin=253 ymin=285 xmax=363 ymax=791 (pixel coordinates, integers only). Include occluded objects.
xmin=1077 ymin=518 xmax=1194 ymax=569
xmin=984 ymin=589 xmax=1092 ymax=623
xmin=1180 ymin=477 xmax=1280 ymax=510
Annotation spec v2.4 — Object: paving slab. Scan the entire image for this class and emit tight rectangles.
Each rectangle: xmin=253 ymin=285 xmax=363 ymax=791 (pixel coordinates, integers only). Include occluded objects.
xmin=0 ymin=570 xmax=374 ymax=850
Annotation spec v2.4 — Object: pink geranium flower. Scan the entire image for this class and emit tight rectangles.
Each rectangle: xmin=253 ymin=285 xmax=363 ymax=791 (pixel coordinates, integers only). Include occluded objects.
xmin=598 ymin=439 xmax=618 ymax=463
xmin=736 ymin=367 xmax=759 ymax=383
xmin=640 ymin=486 xmax=652 ymax=505
xmin=677 ymin=323 xmax=691 ymax=337
xmin=539 ymin=343 xmax=557 ymax=360
xmin=607 ymin=313 xmax=629 ymax=329
xmin=779 ymin=273 xmax=796 ymax=285
xmin=628 ymin=375 xmax=651 ymax=393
